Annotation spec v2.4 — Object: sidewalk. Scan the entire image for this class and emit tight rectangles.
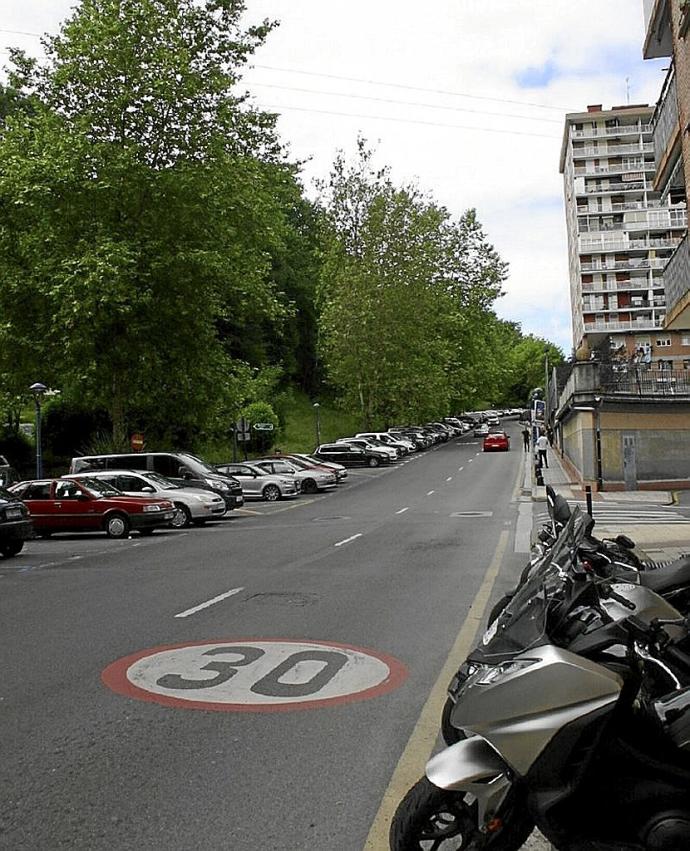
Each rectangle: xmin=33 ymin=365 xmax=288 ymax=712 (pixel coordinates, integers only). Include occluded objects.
xmin=527 ymin=446 xmax=690 ymax=562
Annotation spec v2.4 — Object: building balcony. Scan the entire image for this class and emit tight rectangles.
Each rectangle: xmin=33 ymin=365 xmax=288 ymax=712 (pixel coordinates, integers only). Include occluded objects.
xmin=583 ymin=317 xmax=664 ymax=333
xmin=574 ymin=162 xmax=656 ymax=177
xmin=579 ymin=236 xmax=680 ymax=254
xmin=580 ymin=258 xmax=667 ymax=272
xmin=601 ymin=365 xmax=690 ymax=397
xmin=652 ymin=66 xmax=683 ymax=196
xmin=571 ymin=124 xmax=652 ymax=140
xmin=581 ymin=181 xmax=648 ymax=195
xmin=664 ymin=235 xmax=690 ymax=330
xmin=581 ymin=279 xmax=653 ymax=293
xmin=571 ymin=142 xmax=654 ymax=159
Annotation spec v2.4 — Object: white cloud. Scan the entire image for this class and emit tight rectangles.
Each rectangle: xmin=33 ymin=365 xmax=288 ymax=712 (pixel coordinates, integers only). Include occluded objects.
xmin=1 ymin=0 xmax=670 ymax=353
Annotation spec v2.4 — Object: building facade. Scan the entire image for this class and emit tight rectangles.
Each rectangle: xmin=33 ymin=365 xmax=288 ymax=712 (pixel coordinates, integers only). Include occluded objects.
xmin=643 ymin=0 xmax=690 ymax=329
xmin=559 ymin=103 xmax=688 ymax=365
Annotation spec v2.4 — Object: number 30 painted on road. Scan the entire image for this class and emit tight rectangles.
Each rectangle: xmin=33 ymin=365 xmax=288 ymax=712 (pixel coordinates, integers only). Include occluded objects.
xmin=102 ymin=639 xmax=408 ymax=712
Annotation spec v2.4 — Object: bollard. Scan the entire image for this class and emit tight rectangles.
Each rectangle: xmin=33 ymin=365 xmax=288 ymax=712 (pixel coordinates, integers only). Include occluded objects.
xmin=585 ymin=485 xmax=593 ymax=516
xmin=535 ymin=462 xmax=544 ymax=487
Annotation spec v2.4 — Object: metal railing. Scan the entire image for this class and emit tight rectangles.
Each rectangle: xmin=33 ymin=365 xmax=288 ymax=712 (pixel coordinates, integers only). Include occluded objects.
xmin=581 ymin=280 xmax=651 ymax=292
xmin=663 ymin=234 xmax=690 ymax=317
xmin=580 ymin=258 xmax=667 ymax=271
xmin=574 ymin=162 xmax=655 ymax=177
xmin=572 ymin=142 xmax=654 ymax=158
xmin=600 ymin=365 xmax=690 ymax=396
xmin=583 ymin=317 xmax=664 ymax=332
xmin=652 ymin=67 xmax=679 ymax=169
xmin=583 ymin=181 xmax=647 ymax=193
xmin=572 ymin=124 xmax=652 ymax=139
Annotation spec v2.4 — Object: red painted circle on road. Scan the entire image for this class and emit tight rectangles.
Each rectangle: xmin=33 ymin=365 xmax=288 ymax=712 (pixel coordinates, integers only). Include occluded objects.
xmin=102 ymin=638 xmax=408 ymax=713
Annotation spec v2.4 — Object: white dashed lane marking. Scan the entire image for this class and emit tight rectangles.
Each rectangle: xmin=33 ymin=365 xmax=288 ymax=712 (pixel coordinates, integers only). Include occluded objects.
xmin=334 ymin=533 xmax=363 ymax=547
xmin=174 ymin=587 xmax=245 ymax=619
xmin=395 ymin=507 xmax=409 ymax=515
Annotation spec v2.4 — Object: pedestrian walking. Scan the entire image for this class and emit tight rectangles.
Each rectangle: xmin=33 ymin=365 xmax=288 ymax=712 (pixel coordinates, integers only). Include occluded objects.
xmin=546 ymin=425 xmax=554 ymax=447
xmin=536 ymin=431 xmax=549 ymax=469
xmin=522 ymin=427 xmax=530 ymax=452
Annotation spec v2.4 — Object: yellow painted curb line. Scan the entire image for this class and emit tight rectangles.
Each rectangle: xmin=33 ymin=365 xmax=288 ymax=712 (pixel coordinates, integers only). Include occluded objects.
xmin=363 ymin=530 xmax=510 ymax=850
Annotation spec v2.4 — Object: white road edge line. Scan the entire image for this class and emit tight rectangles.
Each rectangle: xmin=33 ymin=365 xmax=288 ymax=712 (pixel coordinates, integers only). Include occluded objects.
xmin=426 ymin=490 xmax=435 ymax=496
xmin=446 ymin=476 xmax=452 ymax=482
xmin=395 ymin=507 xmax=410 ymax=515
xmin=334 ymin=533 xmax=363 ymax=547
xmin=458 ymin=466 xmax=464 ymax=471
xmin=174 ymin=587 xmax=244 ymax=619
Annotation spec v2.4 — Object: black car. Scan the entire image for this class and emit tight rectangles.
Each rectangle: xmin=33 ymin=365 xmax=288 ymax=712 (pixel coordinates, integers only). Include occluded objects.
xmin=0 ymin=486 xmax=33 ymax=557
xmin=313 ymin=443 xmax=382 ymax=468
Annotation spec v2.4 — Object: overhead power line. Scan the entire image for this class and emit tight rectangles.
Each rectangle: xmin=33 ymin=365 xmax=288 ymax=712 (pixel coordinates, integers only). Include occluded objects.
xmin=0 ymin=28 xmax=42 ymax=38
xmin=249 ymin=81 xmax=564 ymax=124
xmin=253 ymin=64 xmax=572 ymax=113
xmin=258 ymin=102 xmax=561 ymax=139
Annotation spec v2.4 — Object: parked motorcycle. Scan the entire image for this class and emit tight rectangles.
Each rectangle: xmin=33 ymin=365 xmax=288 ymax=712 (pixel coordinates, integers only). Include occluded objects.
xmin=393 ymin=507 xmax=690 ymax=850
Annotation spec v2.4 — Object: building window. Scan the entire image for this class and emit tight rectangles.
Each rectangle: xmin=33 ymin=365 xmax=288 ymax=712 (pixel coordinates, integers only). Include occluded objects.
xmin=683 ymin=360 xmax=690 ymax=370
xmin=656 ymin=338 xmax=672 ymax=347
xmin=682 ymin=336 xmax=690 ymax=346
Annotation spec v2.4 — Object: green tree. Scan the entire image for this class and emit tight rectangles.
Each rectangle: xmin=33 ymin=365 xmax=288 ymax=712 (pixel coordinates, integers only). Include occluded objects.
xmin=0 ymin=0 xmax=299 ymax=446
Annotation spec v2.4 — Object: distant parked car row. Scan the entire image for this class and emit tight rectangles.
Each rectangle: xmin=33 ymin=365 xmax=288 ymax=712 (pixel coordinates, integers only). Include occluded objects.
xmin=0 ymin=423 xmax=477 ymax=553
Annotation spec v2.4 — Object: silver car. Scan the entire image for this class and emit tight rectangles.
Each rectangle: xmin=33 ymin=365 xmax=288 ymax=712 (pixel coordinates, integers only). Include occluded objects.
xmin=64 ymin=469 xmax=227 ymax=528
xmin=254 ymin=459 xmax=336 ymax=493
xmin=214 ymin=462 xmax=299 ymax=501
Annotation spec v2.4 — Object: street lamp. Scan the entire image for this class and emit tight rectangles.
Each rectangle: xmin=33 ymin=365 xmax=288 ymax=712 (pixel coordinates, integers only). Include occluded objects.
xmin=313 ymin=402 xmax=321 ymax=447
xmin=29 ymin=382 xmax=47 ymax=478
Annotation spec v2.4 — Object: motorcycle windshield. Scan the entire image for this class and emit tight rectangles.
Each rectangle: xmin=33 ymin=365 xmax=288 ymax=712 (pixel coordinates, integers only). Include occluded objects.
xmin=478 ymin=508 xmax=589 ymax=661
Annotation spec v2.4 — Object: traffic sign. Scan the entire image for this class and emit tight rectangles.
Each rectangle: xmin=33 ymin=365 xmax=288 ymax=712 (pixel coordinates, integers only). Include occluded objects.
xmin=253 ymin=423 xmax=274 ymax=431
xmin=101 ymin=638 xmax=408 ymax=712
xmin=235 ymin=417 xmax=250 ymax=432
xmin=130 ymin=432 xmax=145 ymax=451
xmin=236 ymin=432 xmax=251 ymax=442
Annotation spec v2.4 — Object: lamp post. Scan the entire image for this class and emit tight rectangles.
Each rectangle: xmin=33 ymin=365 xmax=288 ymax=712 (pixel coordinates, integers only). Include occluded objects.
xmin=29 ymin=382 xmax=47 ymax=478
xmin=313 ymin=402 xmax=321 ymax=447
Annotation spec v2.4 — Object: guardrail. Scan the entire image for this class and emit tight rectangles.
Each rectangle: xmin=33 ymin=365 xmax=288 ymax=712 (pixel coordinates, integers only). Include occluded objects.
xmin=600 ymin=365 xmax=690 ymax=396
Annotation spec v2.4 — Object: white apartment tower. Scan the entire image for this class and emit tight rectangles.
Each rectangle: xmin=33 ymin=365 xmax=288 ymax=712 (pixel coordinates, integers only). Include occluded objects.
xmin=559 ymin=103 xmax=687 ymax=357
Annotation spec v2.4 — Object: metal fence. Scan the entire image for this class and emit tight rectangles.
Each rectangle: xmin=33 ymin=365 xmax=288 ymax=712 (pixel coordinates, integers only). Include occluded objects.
xmin=600 ymin=364 xmax=690 ymax=396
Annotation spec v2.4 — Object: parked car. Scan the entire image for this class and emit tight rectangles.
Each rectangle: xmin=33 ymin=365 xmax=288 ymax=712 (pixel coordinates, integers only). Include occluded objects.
xmin=213 ymin=462 xmax=299 ymax=501
xmin=474 ymin=423 xmax=489 ymax=437
xmin=336 ymin=437 xmax=397 ymax=462
xmin=64 ymin=470 xmax=226 ymax=528
xmin=313 ymin=443 xmax=376 ymax=467
xmin=284 ymin=453 xmax=348 ymax=483
xmin=8 ymin=478 xmax=175 ymax=538
xmin=389 ymin=428 xmax=431 ymax=449
xmin=254 ymin=459 xmax=336 ymax=493
xmin=355 ymin=432 xmax=415 ymax=454
xmin=483 ymin=431 xmax=510 ymax=452
xmin=69 ymin=451 xmax=244 ymax=512
xmin=0 ymin=486 xmax=33 ymax=557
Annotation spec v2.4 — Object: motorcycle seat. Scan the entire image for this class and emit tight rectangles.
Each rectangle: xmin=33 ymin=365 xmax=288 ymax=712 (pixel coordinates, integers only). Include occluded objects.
xmin=639 ymin=556 xmax=690 ymax=594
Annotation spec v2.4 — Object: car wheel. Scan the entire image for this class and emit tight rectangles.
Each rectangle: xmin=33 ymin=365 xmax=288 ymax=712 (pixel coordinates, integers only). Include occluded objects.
xmin=0 ymin=540 xmax=24 ymax=558
xmin=367 ymin=456 xmax=380 ymax=468
xmin=262 ymin=484 xmax=281 ymax=502
xmin=105 ymin=512 xmax=130 ymax=539
xmin=171 ymin=503 xmax=192 ymax=529
xmin=302 ymin=478 xmax=318 ymax=494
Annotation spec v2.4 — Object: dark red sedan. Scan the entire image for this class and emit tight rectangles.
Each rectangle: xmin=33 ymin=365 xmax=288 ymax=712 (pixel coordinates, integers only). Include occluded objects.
xmin=9 ymin=477 xmax=175 ymax=538
xmin=483 ymin=431 xmax=511 ymax=452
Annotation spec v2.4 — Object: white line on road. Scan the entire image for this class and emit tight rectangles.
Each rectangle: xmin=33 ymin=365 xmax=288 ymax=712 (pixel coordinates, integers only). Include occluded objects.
xmin=458 ymin=466 xmax=464 ymax=472
xmin=468 ymin=459 xmax=473 ymax=464
xmin=174 ymin=587 xmax=244 ymax=619
xmin=446 ymin=476 xmax=453 ymax=482
xmin=395 ymin=507 xmax=409 ymax=515
xmin=426 ymin=490 xmax=435 ymax=496
xmin=334 ymin=533 xmax=363 ymax=547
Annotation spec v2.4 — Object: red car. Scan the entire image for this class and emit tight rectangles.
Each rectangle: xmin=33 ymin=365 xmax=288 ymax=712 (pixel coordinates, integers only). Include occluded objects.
xmin=9 ymin=477 xmax=175 ymax=539
xmin=483 ymin=431 xmax=510 ymax=452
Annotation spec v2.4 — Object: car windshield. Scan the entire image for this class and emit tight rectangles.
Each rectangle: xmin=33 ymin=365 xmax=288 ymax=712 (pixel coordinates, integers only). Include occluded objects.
xmin=143 ymin=472 xmax=180 ymax=490
xmin=178 ymin=453 xmax=217 ymax=475
xmin=78 ymin=478 xmax=123 ymax=496
xmin=476 ymin=508 xmax=589 ymax=662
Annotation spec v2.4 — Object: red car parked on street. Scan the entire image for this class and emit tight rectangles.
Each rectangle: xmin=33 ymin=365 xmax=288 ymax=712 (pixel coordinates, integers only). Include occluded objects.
xmin=483 ymin=431 xmax=511 ymax=452
xmin=9 ymin=477 xmax=175 ymax=539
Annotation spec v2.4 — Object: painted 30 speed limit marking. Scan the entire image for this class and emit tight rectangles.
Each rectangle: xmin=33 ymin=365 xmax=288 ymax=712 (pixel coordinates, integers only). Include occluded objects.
xmin=102 ymin=639 xmax=408 ymax=712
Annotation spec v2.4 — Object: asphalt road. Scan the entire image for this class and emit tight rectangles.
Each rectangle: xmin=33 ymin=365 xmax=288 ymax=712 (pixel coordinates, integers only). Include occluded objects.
xmin=1 ymin=426 xmax=530 ymax=850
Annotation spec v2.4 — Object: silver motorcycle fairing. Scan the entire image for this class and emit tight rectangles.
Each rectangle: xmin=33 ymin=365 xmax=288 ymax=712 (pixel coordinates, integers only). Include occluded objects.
xmin=602 ymin=582 xmax=685 ymax=640
xmin=426 ymin=736 xmax=513 ymax=824
xmin=449 ymin=645 xmax=622 ymax=776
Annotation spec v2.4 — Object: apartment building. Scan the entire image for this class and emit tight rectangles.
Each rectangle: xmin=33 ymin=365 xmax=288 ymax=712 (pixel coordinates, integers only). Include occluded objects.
xmin=643 ymin=0 xmax=690 ymax=329
xmin=559 ymin=103 xmax=688 ymax=366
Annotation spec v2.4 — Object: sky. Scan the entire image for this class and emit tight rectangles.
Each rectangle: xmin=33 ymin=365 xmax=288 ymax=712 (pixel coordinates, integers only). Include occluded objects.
xmin=1 ymin=1 xmax=669 ymax=355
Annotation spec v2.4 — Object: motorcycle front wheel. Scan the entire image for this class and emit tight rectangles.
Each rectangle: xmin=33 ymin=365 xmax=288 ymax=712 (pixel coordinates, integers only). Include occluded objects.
xmin=389 ymin=776 xmax=533 ymax=850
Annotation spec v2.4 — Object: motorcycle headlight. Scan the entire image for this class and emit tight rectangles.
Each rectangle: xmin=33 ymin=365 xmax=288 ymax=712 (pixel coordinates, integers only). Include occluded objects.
xmin=476 ymin=659 xmax=539 ymax=685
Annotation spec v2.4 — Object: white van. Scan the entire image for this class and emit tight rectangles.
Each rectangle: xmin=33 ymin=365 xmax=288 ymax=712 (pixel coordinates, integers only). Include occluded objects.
xmin=354 ymin=432 xmax=415 ymax=454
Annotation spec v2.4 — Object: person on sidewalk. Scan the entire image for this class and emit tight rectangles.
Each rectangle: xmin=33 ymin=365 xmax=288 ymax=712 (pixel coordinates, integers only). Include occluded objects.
xmin=522 ymin=426 xmax=530 ymax=452
xmin=536 ymin=431 xmax=549 ymax=469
